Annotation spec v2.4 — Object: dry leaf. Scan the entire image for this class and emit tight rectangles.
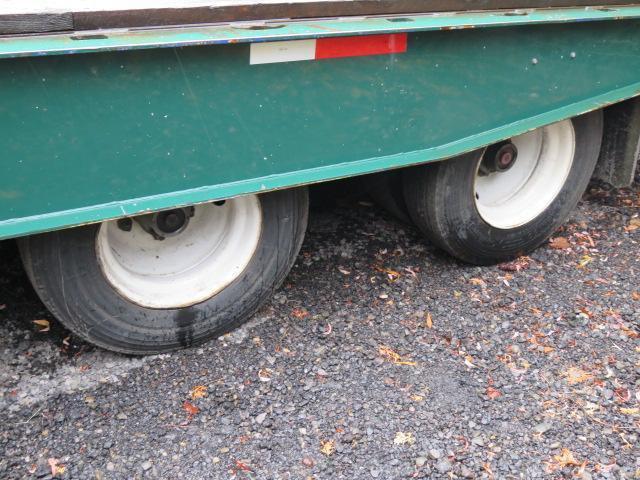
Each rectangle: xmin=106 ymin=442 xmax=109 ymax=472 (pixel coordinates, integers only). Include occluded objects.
xmin=234 ymin=460 xmax=252 ymax=472
xmin=33 ymin=319 xmax=50 ymax=332
xmin=190 ymin=385 xmax=208 ymax=399
xmin=486 ymin=387 xmax=502 ymax=399
xmin=375 ymin=265 xmax=401 ymax=281
xmin=565 ymin=367 xmax=592 ymax=385
xmin=464 ymin=355 xmax=476 ymax=368
xmin=614 ymin=388 xmax=630 ymax=403
xmin=183 ymin=401 xmax=200 ymax=417
xmin=258 ymin=368 xmax=272 ymax=382
xmin=469 ymin=277 xmax=486 ymax=287
xmin=498 ymin=256 xmax=531 ymax=272
xmin=619 ymin=407 xmax=639 ymax=415
xmin=292 ymin=308 xmax=309 ymax=319
xmin=320 ymin=440 xmax=335 ymax=456
xmin=553 ymin=448 xmax=581 ymax=468
xmin=425 ymin=312 xmax=433 ymax=329
xmin=393 ymin=431 xmax=415 ymax=445
xmin=48 ymin=458 xmax=65 ymax=477
xmin=338 ymin=267 xmax=351 ymax=275
xmin=378 ymin=345 xmax=416 ymax=366
xmin=549 ymin=237 xmax=571 ymax=249
xmin=578 ymin=255 xmax=593 ymax=268
xmin=410 ymin=394 xmax=424 ymax=402
xmin=625 ymin=217 xmax=640 ymax=232
xmin=632 ymin=291 xmax=640 ymax=301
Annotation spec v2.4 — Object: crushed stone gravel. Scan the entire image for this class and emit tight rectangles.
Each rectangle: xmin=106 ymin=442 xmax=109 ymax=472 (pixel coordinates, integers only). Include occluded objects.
xmin=0 ymin=177 xmax=639 ymax=479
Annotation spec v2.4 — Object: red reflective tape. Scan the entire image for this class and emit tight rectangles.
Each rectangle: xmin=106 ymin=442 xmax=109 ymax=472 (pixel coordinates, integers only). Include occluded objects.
xmin=315 ymin=33 xmax=407 ymax=60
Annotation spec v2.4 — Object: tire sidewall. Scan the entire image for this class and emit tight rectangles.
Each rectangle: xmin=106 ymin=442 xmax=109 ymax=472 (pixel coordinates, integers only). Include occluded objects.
xmin=24 ymin=189 xmax=308 ymax=353
xmin=406 ymin=111 xmax=603 ymax=264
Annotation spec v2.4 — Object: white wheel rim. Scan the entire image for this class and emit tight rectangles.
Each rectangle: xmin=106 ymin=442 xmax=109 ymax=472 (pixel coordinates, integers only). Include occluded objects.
xmin=96 ymin=196 xmax=262 ymax=309
xmin=474 ymin=120 xmax=576 ymax=229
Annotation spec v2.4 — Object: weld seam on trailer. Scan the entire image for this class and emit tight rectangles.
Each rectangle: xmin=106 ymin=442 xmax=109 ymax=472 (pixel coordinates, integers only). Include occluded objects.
xmin=2 ymin=80 xmax=639 ymax=241
xmin=2 ymin=6 xmax=640 ymax=58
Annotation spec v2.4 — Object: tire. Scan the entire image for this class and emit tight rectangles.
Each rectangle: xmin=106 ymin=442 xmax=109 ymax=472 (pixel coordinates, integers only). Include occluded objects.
xmin=403 ymin=111 xmax=603 ymax=265
xmin=19 ymin=188 xmax=308 ymax=354
xmin=365 ymin=171 xmax=412 ymax=223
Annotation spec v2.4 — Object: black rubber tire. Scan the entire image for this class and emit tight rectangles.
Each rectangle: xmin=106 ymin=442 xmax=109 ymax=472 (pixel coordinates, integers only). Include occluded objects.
xmin=19 ymin=188 xmax=309 ymax=355
xmin=403 ymin=111 xmax=603 ymax=265
xmin=365 ymin=171 xmax=412 ymax=223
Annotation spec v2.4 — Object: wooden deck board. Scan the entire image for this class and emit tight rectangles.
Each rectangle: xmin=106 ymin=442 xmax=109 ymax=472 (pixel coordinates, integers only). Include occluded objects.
xmin=2 ymin=0 xmax=639 ymax=34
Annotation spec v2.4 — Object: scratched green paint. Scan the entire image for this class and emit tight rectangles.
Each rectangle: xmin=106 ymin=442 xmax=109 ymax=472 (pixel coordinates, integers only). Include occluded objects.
xmin=2 ymin=6 xmax=640 ymax=59
xmin=1 ymin=20 xmax=640 ymax=239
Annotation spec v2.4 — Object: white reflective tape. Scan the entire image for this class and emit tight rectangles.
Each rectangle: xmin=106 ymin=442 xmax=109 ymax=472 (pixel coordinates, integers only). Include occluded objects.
xmin=249 ymin=39 xmax=316 ymax=65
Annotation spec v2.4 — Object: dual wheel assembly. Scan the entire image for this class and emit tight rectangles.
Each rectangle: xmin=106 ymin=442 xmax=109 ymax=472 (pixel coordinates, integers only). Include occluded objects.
xmin=20 ymin=111 xmax=602 ymax=354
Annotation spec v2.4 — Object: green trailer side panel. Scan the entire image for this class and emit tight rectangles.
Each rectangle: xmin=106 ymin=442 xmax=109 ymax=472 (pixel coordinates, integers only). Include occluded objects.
xmin=1 ymin=20 xmax=640 ymax=239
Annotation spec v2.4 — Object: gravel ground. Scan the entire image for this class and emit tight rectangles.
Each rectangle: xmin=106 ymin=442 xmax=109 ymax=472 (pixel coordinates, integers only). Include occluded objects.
xmin=0 ymin=176 xmax=639 ymax=480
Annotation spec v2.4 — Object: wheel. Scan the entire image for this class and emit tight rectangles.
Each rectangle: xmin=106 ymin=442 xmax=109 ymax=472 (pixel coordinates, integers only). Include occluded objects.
xmin=403 ymin=111 xmax=603 ymax=265
xmin=19 ymin=189 xmax=308 ymax=354
xmin=366 ymin=171 xmax=412 ymax=223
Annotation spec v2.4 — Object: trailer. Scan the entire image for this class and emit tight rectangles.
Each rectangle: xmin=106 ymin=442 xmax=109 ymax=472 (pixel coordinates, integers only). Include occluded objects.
xmin=1 ymin=1 xmax=639 ymax=354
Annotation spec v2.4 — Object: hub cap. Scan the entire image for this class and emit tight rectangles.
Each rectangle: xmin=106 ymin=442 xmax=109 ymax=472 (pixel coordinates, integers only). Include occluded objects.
xmin=474 ymin=120 xmax=575 ymax=229
xmin=96 ymin=196 xmax=262 ymax=309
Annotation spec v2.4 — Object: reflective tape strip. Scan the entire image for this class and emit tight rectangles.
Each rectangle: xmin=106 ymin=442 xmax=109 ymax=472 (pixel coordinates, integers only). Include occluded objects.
xmin=249 ymin=33 xmax=407 ymax=65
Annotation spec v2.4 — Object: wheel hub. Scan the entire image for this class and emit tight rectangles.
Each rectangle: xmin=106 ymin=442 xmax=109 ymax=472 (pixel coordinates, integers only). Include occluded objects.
xmin=474 ymin=120 xmax=576 ymax=229
xmin=119 ymin=207 xmax=195 ymax=240
xmin=479 ymin=141 xmax=519 ymax=175
xmin=97 ymin=197 xmax=263 ymax=308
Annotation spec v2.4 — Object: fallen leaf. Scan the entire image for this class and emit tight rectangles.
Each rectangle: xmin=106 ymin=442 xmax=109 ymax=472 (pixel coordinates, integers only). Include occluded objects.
xmin=486 ymin=387 xmax=502 ymax=399
xmin=182 ymin=401 xmax=200 ymax=417
xmin=258 ymin=368 xmax=272 ymax=382
xmin=614 ymin=387 xmax=630 ymax=403
xmin=393 ymin=431 xmax=415 ymax=445
xmin=578 ymin=255 xmax=593 ymax=268
xmin=48 ymin=458 xmax=65 ymax=477
xmin=464 ymin=355 xmax=476 ymax=368
xmin=632 ymin=291 xmax=640 ymax=301
xmin=234 ymin=460 xmax=252 ymax=472
xmin=190 ymin=385 xmax=208 ymax=399
xmin=424 ymin=312 xmax=433 ymax=329
xmin=375 ymin=265 xmax=401 ymax=282
xmin=410 ymin=394 xmax=424 ymax=402
xmin=549 ymin=237 xmax=571 ymax=249
xmin=482 ymin=462 xmax=494 ymax=480
xmin=378 ymin=346 xmax=416 ymax=366
xmin=625 ymin=217 xmax=640 ymax=232
xmin=553 ymin=448 xmax=581 ymax=468
xmin=320 ymin=440 xmax=335 ymax=456
xmin=498 ymin=256 xmax=531 ymax=272
xmin=565 ymin=367 xmax=593 ymax=385
xmin=292 ymin=308 xmax=309 ymax=319
xmin=33 ymin=319 xmax=50 ymax=332
xmin=619 ymin=407 xmax=639 ymax=415
xmin=469 ymin=277 xmax=486 ymax=287
xmin=338 ymin=267 xmax=351 ymax=275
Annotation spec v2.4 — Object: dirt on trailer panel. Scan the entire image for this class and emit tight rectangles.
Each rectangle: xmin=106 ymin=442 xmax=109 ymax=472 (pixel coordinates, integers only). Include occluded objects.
xmin=2 ymin=0 xmax=640 ymax=34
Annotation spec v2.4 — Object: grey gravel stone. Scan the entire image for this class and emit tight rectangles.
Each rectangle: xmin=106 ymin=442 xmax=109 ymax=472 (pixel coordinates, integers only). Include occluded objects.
xmin=534 ymin=421 xmax=552 ymax=434
xmin=428 ymin=449 xmax=442 ymax=460
xmin=1 ymin=178 xmax=639 ymax=480
xmin=435 ymin=459 xmax=452 ymax=474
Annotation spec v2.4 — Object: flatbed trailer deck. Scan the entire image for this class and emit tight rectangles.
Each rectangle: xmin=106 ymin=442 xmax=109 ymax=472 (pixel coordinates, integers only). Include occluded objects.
xmin=1 ymin=1 xmax=639 ymax=353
